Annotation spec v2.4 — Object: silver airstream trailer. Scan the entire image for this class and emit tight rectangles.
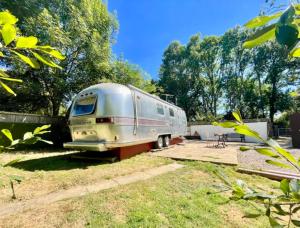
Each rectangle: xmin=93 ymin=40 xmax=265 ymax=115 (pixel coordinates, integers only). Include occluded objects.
xmin=63 ymin=83 xmax=187 ymax=151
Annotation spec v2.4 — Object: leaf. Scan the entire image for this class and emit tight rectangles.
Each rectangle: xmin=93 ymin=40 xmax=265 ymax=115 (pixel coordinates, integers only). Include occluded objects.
xmin=0 ymin=51 xmax=4 ymax=57
xmin=234 ymin=125 xmax=262 ymax=140
xmin=290 ymin=48 xmax=300 ymax=58
xmin=8 ymin=175 xmax=24 ymax=183
xmin=12 ymin=51 xmax=40 ymax=69
xmin=32 ymin=52 xmax=62 ymax=69
xmin=289 ymin=91 xmax=299 ymax=97
xmin=33 ymin=125 xmax=51 ymax=134
xmin=215 ymin=121 xmax=238 ymax=128
xmin=243 ymin=24 xmax=276 ymax=49
xmin=214 ymin=170 xmax=231 ymax=186
xmin=265 ymin=160 xmax=294 ymax=169
xmin=244 ymin=12 xmax=282 ymax=28
xmin=240 ymin=146 xmax=250 ymax=151
xmin=11 ymin=139 xmax=20 ymax=146
xmin=40 ymin=49 xmax=65 ymax=60
xmin=280 ymin=179 xmax=290 ymax=195
xmin=232 ymin=110 xmax=242 ymax=123
xmin=0 ymin=77 xmax=22 ymax=83
xmin=1 ymin=129 xmax=13 ymax=141
xmin=243 ymin=213 xmax=262 ymax=218
xmin=3 ymin=157 xmax=23 ymax=167
xmin=289 ymin=179 xmax=300 ymax=193
xmin=1 ymin=24 xmax=16 ymax=46
xmin=0 ymin=11 xmax=18 ymax=25
xmin=23 ymin=132 xmax=33 ymax=140
xmin=16 ymin=36 xmax=38 ymax=48
xmin=255 ymin=148 xmax=279 ymax=158
xmin=39 ymin=139 xmax=53 ymax=145
xmin=0 ymin=80 xmax=16 ymax=96
xmin=273 ymin=204 xmax=289 ymax=216
xmin=273 ymin=146 xmax=297 ymax=165
xmin=292 ymin=206 xmax=300 ymax=213
xmin=292 ymin=220 xmax=300 ymax=227
xmin=269 ymin=216 xmax=283 ymax=228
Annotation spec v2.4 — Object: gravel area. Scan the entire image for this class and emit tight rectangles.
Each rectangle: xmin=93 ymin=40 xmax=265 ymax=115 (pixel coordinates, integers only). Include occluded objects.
xmin=238 ymin=138 xmax=300 ymax=174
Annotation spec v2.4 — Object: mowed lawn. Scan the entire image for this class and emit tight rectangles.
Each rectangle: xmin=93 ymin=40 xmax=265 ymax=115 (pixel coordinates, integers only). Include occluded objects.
xmin=0 ymin=151 xmax=278 ymax=227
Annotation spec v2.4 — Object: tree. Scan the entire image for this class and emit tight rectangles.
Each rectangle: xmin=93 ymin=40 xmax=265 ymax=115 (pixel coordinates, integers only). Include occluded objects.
xmin=102 ymin=59 xmax=157 ymax=93
xmin=0 ymin=10 xmax=64 ymax=199
xmin=0 ymin=0 xmax=118 ymax=116
xmin=220 ymin=27 xmax=251 ymax=116
xmin=159 ymin=39 xmax=204 ymax=120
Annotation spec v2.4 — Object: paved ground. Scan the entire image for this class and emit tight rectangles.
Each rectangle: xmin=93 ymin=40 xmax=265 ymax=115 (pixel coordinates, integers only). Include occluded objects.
xmin=152 ymin=139 xmax=300 ymax=176
xmin=0 ymin=163 xmax=184 ymax=218
xmin=151 ymin=140 xmax=240 ymax=166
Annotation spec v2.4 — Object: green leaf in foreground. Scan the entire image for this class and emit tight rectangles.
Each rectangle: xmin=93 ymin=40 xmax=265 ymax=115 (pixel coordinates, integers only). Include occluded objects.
xmin=232 ymin=110 xmax=242 ymax=123
xmin=33 ymin=125 xmax=51 ymax=134
xmin=240 ymin=146 xmax=250 ymax=151
xmin=1 ymin=23 xmax=16 ymax=46
xmin=1 ymin=129 xmax=13 ymax=141
xmin=280 ymin=179 xmax=290 ymax=195
xmin=8 ymin=175 xmax=24 ymax=183
xmin=255 ymin=148 xmax=279 ymax=158
xmin=16 ymin=36 xmax=38 ymax=48
xmin=12 ymin=51 xmax=40 ymax=69
xmin=0 ymin=80 xmax=16 ymax=96
xmin=265 ymin=160 xmax=294 ymax=170
xmin=243 ymin=24 xmax=276 ymax=49
xmin=234 ymin=125 xmax=261 ymax=140
xmin=244 ymin=12 xmax=282 ymax=28
xmin=32 ymin=52 xmax=62 ymax=69
xmin=0 ymin=11 xmax=18 ymax=25
xmin=274 ymin=146 xmax=297 ymax=165
xmin=216 ymin=121 xmax=238 ymax=128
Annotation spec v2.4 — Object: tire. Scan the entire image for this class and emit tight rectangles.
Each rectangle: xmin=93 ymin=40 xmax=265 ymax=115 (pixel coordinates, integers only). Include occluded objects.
xmin=163 ymin=135 xmax=170 ymax=147
xmin=154 ymin=136 xmax=163 ymax=149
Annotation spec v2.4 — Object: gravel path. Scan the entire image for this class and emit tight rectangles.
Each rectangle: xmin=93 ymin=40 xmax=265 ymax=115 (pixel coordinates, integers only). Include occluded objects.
xmin=238 ymin=138 xmax=300 ymax=174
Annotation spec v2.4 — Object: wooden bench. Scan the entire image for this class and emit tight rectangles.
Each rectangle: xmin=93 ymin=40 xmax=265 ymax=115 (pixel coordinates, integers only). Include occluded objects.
xmin=224 ymin=133 xmax=245 ymax=142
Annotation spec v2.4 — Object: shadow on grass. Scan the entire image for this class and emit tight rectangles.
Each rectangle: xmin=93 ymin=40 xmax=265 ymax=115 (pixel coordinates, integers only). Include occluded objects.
xmin=11 ymin=151 xmax=118 ymax=171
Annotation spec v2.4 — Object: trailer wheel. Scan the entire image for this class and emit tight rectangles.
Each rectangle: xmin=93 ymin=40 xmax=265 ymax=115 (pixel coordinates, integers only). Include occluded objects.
xmin=163 ymin=135 xmax=170 ymax=147
xmin=154 ymin=136 xmax=163 ymax=149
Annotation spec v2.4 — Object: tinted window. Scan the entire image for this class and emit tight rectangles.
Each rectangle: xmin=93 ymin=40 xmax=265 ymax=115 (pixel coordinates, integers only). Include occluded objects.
xmin=73 ymin=96 xmax=97 ymax=116
xmin=157 ymin=103 xmax=164 ymax=115
xmin=169 ymin=108 xmax=174 ymax=117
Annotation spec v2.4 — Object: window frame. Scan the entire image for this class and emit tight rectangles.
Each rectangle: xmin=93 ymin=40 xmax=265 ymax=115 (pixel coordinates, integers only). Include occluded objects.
xmin=72 ymin=96 xmax=97 ymax=116
xmin=156 ymin=103 xmax=165 ymax=116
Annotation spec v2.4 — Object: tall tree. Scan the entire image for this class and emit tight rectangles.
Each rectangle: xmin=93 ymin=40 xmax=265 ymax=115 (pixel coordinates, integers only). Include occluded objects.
xmin=0 ymin=0 xmax=118 ymax=116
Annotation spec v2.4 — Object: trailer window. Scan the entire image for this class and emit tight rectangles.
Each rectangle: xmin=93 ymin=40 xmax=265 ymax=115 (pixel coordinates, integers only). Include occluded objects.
xmin=73 ymin=96 xmax=97 ymax=116
xmin=169 ymin=108 xmax=174 ymax=117
xmin=156 ymin=103 xmax=164 ymax=115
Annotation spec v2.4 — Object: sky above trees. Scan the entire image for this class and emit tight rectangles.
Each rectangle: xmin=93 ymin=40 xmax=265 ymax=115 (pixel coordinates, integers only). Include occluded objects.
xmin=108 ymin=0 xmax=286 ymax=79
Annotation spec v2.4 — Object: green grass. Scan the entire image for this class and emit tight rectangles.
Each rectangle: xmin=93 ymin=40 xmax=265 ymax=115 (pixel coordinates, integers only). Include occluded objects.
xmin=0 ymin=151 xmax=279 ymax=227
xmin=68 ymin=161 xmax=273 ymax=228
xmin=0 ymin=155 xmax=277 ymax=227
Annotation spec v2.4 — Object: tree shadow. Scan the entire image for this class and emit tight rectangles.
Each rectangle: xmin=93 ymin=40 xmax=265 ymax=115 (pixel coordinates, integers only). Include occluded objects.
xmin=11 ymin=151 xmax=118 ymax=171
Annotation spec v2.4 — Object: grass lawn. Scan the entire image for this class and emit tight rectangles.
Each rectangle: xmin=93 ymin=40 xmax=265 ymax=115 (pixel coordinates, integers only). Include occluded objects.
xmin=0 ymin=151 xmax=279 ymax=227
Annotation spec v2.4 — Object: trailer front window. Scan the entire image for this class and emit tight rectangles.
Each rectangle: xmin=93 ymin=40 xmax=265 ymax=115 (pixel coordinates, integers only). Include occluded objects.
xmin=73 ymin=96 xmax=97 ymax=116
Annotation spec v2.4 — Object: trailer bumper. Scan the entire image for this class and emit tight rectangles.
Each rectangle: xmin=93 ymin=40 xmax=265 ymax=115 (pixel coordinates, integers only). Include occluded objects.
xmin=63 ymin=141 xmax=109 ymax=152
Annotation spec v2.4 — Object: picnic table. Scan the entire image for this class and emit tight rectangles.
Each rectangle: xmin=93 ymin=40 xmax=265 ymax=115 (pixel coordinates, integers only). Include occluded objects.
xmin=214 ymin=133 xmax=226 ymax=148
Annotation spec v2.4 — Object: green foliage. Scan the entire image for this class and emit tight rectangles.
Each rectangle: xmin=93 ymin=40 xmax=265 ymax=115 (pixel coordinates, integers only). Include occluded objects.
xmin=213 ymin=110 xmax=300 ymax=227
xmin=0 ymin=125 xmax=52 ymax=199
xmin=0 ymin=10 xmax=64 ymax=96
xmin=105 ymin=59 xmax=157 ymax=93
xmin=0 ymin=0 xmax=118 ymax=116
xmin=244 ymin=4 xmax=300 ymax=58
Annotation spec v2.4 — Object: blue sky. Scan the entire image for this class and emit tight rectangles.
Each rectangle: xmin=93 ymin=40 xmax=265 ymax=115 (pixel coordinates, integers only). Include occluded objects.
xmin=107 ymin=0 xmax=277 ymax=80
